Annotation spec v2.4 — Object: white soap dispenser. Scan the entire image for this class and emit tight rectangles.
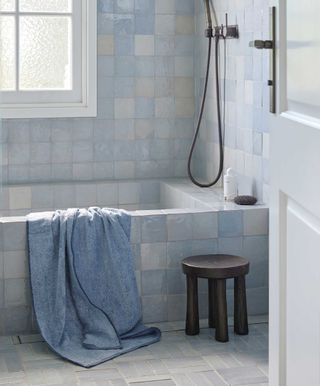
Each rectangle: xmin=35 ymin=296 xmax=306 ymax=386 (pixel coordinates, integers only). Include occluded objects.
xmin=224 ymin=168 xmax=237 ymax=201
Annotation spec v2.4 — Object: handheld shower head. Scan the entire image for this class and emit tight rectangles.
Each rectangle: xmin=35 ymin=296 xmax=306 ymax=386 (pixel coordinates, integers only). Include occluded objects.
xmin=204 ymin=0 xmax=213 ymax=29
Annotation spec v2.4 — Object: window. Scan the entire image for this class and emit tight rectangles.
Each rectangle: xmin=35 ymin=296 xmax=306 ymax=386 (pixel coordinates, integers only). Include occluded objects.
xmin=0 ymin=0 xmax=97 ymax=118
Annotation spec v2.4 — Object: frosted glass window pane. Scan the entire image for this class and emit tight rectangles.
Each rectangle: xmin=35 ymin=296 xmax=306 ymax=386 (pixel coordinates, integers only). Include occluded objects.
xmin=20 ymin=16 xmax=72 ymax=90
xmin=0 ymin=16 xmax=15 ymax=90
xmin=0 ymin=0 xmax=15 ymax=11
xmin=20 ymin=0 xmax=71 ymax=13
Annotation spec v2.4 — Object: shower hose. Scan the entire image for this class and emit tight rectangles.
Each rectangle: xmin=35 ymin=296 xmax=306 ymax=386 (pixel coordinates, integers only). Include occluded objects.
xmin=187 ymin=23 xmax=226 ymax=188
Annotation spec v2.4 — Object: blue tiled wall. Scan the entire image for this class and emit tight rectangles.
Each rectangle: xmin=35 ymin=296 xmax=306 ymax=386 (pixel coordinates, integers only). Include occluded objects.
xmin=193 ymin=0 xmax=270 ymax=203
xmin=0 ymin=206 xmax=269 ymax=333
xmin=1 ymin=0 xmax=270 ymax=202
xmin=1 ymin=0 xmax=195 ymax=184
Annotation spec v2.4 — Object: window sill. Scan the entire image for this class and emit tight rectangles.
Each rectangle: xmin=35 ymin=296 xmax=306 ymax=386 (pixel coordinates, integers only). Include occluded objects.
xmin=0 ymin=102 xmax=97 ymax=119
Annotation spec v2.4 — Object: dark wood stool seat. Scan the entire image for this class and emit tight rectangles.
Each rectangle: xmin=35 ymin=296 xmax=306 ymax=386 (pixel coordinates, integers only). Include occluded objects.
xmin=182 ymin=254 xmax=250 ymax=342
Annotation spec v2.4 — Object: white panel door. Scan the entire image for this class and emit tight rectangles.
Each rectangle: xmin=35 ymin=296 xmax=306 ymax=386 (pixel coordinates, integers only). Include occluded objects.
xmin=269 ymin=1 xmax=320 ymax=385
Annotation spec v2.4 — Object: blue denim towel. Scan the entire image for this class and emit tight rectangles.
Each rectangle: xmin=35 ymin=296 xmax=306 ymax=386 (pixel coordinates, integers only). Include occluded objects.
xmin=27 ymin=208 xmax=161 ymax=368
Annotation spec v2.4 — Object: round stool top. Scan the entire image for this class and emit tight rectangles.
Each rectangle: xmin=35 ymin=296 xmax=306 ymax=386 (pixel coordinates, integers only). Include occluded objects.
xmin=182 ymin=254 xmax=249 ymax=279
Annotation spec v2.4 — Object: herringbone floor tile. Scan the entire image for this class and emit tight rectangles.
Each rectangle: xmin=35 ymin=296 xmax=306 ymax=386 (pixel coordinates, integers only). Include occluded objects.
xmin=0 ymin=323 xmax=268 ymax=385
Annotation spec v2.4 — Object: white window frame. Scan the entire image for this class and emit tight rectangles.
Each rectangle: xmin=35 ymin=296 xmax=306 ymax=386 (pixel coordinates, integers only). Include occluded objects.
xmin=0 ymin=0 xmax=97 ymax=119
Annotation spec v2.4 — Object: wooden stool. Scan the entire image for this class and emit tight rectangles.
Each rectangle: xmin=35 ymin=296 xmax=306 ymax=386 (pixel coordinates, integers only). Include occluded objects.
xmin=182 ymin=254 xmax=250 ymax=342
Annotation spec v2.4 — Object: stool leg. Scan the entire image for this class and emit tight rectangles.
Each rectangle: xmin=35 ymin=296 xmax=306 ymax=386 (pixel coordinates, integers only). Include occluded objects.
xmin=234 ymin=275 xmax=249 ymax=335
xmin=185 ymin=275 xmax=199 ymax=335
xmin=208 ymin=279 xmax=215 ymax=328
xmin=215 ymin=279 xmax=229 ymax=342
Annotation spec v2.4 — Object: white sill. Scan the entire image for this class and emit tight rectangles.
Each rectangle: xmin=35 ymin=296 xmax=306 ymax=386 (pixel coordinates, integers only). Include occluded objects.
xmin=0 ymin=103 xmax=97 ymax=119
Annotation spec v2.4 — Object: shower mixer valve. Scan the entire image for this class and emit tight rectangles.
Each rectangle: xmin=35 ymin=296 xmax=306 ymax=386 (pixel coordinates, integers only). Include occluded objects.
xmin=207 ymin=14 xmax=239 ymax=39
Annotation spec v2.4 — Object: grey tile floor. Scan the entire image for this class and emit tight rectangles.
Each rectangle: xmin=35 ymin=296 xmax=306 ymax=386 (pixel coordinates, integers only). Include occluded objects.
xmin=0 ymin=320 xmax=268 ymax=386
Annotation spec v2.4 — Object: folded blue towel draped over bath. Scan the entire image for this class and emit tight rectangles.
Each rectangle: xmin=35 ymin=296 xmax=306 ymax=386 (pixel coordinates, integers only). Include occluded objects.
xmin=27 ymin=207 xmax=161 ymax=368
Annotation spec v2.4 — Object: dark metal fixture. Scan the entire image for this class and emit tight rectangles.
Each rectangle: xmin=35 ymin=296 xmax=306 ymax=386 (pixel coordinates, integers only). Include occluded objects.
xmin=249 ymin=7 xmax=276 ymax=113
xmin=187 ymin=1 xmax=239 ymax=188
xmin=250 ymin=40 xmax=273 ymax=49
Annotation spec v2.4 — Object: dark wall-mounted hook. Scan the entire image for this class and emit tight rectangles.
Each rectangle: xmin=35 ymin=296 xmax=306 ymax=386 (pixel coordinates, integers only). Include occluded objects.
xmin=249 ymin=40 xmax=273 ymax=49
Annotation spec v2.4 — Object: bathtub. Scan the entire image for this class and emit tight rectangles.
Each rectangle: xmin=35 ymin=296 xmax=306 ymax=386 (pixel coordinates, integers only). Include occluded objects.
xmin=0 ymin=178 xmax=269 ymax=335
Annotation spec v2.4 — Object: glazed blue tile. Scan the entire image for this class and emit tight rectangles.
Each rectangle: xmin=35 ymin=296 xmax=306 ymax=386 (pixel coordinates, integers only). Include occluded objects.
xmin=115 ymin=56 xmax=135 ymax=76
xmin=243 ymin=236 xmax=269 ymax=261
xmin=93 ymin=119 xmax=115 ymax=141
xmin=191 ymin=239 xmax=218 ymax=256
xmin=131 ymin=244 xmax=141 ymax=270
xmin=98 ymin=77 xmax=114 ymax=98
xmin=114 ymin=0 xmax=134 ymax=13
xmin=135 ymin=57 xmax=155 ymax=77
xmin=155 ymin=57 xmax=174 ymax=77
xmin=94 ymin=142 xmax=114 ymax=162
xmin=167 ymin=241 xmax=192 ymax=268
xmin=97 ymin=98 xmax=114 ymax=119
xmin=142 ymin=295 xmax=167 ymax=323
xmin=246 ymin=259 xmax=269 ymax=288
xmin=167 ymin=269 xmax=186 ymax=295
xmin=141 ymin=215 xmax=167 ymax=242
xmin=261 ymin=109 xmax=270 ymax=133
xmin=139 ymin=181 xmax=160 ymax=204
xmin=141 ymin=269 xmax=166 ymax=295
xmin=175 ymin=0 xmax=194 ymax=15
xmin=135 ymin=14 xmax=155 ymax=35
xmin=155 ymin=36 xmax=175 ymax=56
xmin=114 ymin=14 xmax=135 ymax=35
xmin=174 ymin=118 xmax=194 ymax=138
xmin=114 ymin=140 xmax=136 ymax=161
xmin=151 ymin=139 xmax=173 ymax=160
xmin=98 ymin=56 xmax=114 ymax=77
xmin=175 ymin=36 xmax=194 ymax=56
xmin=135 ymin=98 xmax=155 ymax=119
xmin=245 ymin=55 xmax=254 ymax=80
xmin=253 ymin=108 xmax=263 ymax=132
xmin=135 ymin=0 xmax=155 ymax=14
xmin=253 ymin=132 xmax=262 ymax=155
xmin=167 ymin=214 xmax=192 ymax=241
xmin=115 ymin=35 xmax=134 ymax=56
xmin=98 ymin=0 xmax=114 ymax=13
xmin=98 ymin=14 xmax=114 ymax=34
xmin=114 ymin=77 xmax=135 ymax=97
xmin=154 ymin=118 xmax=175 ymax=138
xmin=174 ymin=139 xmax=190 ymax=159
xmin=218 ymin=211 xmax=243 ymax=237
xmin=225 ymin=80 xmax=237 ymax=103
xmin=135 ymin=140 xmax=151 ymax=161
xmin=218 ymin=237 xmax=243 ymax=255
